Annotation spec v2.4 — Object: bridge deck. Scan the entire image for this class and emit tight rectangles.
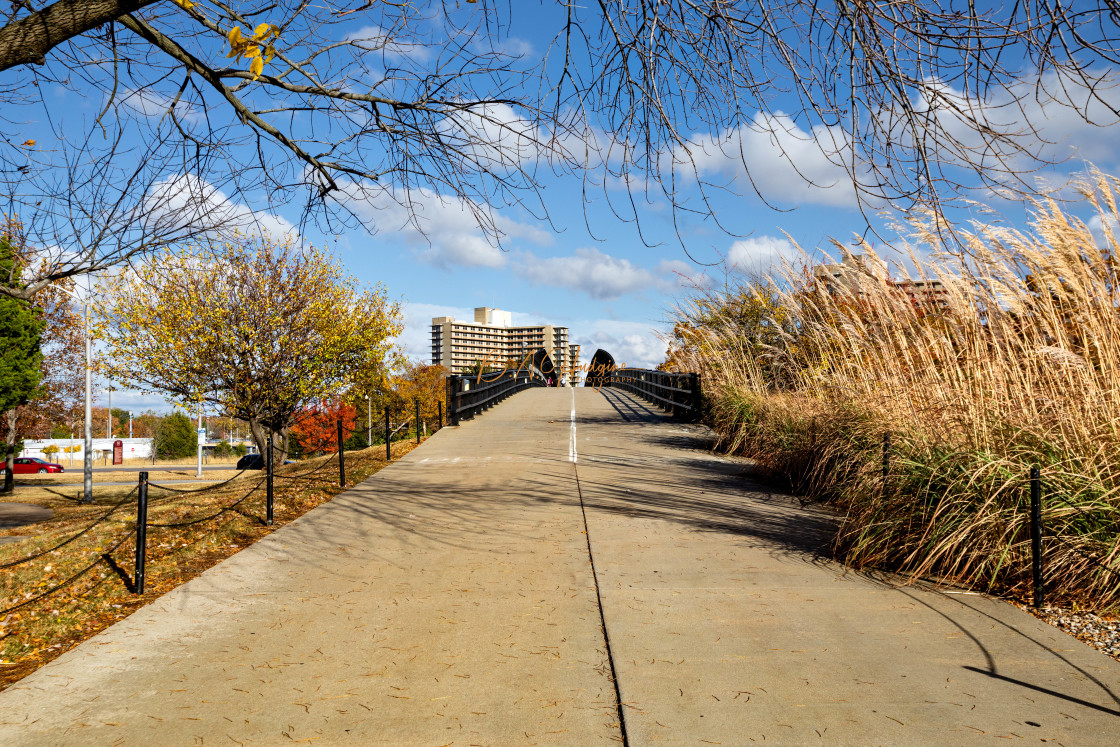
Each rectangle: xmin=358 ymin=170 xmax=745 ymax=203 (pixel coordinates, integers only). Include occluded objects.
xmin=0 ymin=388 xmax=1118 ymax=744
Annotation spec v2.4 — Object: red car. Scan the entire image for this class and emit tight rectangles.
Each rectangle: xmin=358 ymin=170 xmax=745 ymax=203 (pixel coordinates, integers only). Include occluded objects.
xmin=4 ymin=457 xmax=65 ymax=474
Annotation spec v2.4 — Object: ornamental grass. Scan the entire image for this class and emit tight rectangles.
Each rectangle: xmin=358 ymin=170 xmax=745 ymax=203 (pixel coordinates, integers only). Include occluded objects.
xmin=673 ymin=173 xmax=1120 ymax=609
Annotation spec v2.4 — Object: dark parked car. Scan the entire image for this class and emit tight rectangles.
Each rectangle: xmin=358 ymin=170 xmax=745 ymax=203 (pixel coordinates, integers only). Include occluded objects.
xmin=236 ymin=454 xmax=264 ymax=470
xmin=4 ymin=457 xmax=65 ymax=474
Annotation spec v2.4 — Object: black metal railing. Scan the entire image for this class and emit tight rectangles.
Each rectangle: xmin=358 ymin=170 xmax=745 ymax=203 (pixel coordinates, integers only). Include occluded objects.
xmin=605 ymin=369 xmax=702 ymax=421
xmin=446 ymin=371 xmax=547 ymax=425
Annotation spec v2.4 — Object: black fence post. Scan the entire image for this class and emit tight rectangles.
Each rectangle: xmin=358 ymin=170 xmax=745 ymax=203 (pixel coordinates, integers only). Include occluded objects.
xmin=437 ymin=401 xmax=443 ymax=430
xmin=385 ymin=408 xmax=391 ymax=461
xmin=415 ymin=400 xmax=421 ymax=444
xmin=1030 ymin=466 xmax=1044 ymax=609
xmin=690 ymin=372 xmax=702 ymax=421
xmin=134 ymin=471 xmax=149 ymax=595
xmin=882 ymin=431 xmax=891 ymax=481
xmin=337 ymin=419 xmax=346 ymax=487
xmin=266 ymin=435 xmax=274 ymax=526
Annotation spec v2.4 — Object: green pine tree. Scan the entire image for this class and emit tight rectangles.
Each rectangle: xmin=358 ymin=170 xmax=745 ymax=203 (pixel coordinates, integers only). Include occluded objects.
xmin=0 ymin=236 xmax=44 ymax=493
xmin=153 ymin=412 xmax=197 ymax=459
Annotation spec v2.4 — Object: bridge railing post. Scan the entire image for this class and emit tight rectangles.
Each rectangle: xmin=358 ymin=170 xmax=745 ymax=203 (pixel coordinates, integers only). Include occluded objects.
xmin=447 ymin=375 xmax=461 ymax=426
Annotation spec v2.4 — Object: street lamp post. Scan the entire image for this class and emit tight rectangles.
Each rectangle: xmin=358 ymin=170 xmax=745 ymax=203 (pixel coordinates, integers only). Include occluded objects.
xmin=82 ymin=299 xmax=93 ymax=503
xmin=365 ymin=394 xmax=371 ymax=447
xmin=196 ymin=404 xmax=204 ymax=478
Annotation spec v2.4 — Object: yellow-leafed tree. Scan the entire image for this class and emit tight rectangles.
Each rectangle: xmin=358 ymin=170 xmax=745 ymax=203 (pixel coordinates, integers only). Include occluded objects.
xmin=393 ymin=361 xmax=449 ymax=425
xmin=98 ymin=233 xmax=403 ymax=461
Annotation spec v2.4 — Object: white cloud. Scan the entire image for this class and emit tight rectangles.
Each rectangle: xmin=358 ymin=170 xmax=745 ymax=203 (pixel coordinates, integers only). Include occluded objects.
xmin=656 ymin=258 xmax=713 ymax=290
xmin=573 ymin=320 xmax=669 ymax=370
xmin=514 ymin=248 xmax=657 ymax=299
xmin=914 ymin=71 xmax=1120 ymax=170
xmin=492 ymin=36 xmax=535 ymax=58
xmin=399 ymin=302 xmax=475 ymax=362
xmin=439 ymin=102 xmax=553 ymax=169
xmin=673 ymin=70 xmax=1120 ymax=211
xmin=1086 ymin=211 xmax=1120 ymax=249
xmin=332 ymin=184 xmax=514 ymax=268
xmin=510 ymin=249 xmax=712 ymax=299
xmin=143 ymin=174 xmax=297 ymax=241
xmin=118 ymin=87 xmax=201 ymax=122
xmin=97 ymin=386 xmax=176 ymax=415
xmin=726 ymin=235 xmax=801 ymax=274
xmin=347 ymin=25 xmax=432 ymax=63
xmin=437 ymin=102 xmax=611 ymax=174
xmin=679 ymin=112 xmax=862 ymax=208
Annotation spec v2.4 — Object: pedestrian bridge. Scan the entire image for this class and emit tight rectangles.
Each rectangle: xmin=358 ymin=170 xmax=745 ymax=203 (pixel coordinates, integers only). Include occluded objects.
xmin=1 ymin=388 xmax=1118 ymax=744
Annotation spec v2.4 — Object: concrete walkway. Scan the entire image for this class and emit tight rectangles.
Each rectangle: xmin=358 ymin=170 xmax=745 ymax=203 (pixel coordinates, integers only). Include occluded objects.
xmin=0 ymin=388 xmax=1118 ymax=745
xmin=0 ymin=503 xmax=53 ymax=529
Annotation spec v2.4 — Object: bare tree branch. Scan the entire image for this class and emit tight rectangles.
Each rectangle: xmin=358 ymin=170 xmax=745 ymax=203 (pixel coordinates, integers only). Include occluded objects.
xmin=2 ymin=1 xmax=1120 ymax=298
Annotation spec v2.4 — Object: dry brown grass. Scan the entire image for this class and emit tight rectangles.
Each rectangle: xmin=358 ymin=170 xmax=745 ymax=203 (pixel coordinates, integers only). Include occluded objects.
xmin=45 ymin=455 xmax=242 ymax=469
xmin=7 ymin=470 xmax=245 ymax=503
xmin=674 ymin=172 xmax=1120 ymax=610
xmin=0 ymin=438 xmax=424 ymax=690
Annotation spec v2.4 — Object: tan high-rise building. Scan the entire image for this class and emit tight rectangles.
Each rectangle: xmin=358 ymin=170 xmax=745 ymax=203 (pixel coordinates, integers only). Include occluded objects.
xmin=431 ymin=308 xmax=580 ymax=383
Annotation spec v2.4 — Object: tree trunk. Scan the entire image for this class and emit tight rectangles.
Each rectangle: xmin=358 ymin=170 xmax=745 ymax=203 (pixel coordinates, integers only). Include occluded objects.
xmin=2 ymin=408 xmax=17 ymax=494
xmin=278 ymin=426 xmax=290 ymax=464
xmin=248 ymin=418 xmax=268 ymax=462
xmin=247 ymin=418 xmax=290 ymax=468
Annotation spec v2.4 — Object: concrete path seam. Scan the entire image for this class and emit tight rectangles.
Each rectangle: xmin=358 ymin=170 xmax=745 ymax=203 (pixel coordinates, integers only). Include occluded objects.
xmin=571 ymin=387 xmax=628 ymax=746
xmin=574 ymin=463 xmax=628 ymax=745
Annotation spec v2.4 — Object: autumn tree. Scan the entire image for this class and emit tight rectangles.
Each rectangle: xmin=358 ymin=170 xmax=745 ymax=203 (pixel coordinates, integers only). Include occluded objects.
xmin=0 ymin=235 xmax=42 ymax=491
xmin=291 ymin=400 xmax=357 ymax=456
xmin=665 ymin=275 xmax=795 ymax=391
xmin=393 ymin=362 xmax=450 ymax=425
xmin=98 ymin=233 xmax=403 ymax=462
xmin=131 ymin=412 xmax=164 ymax=440
xmin=0 ymin=225 xmax=84 ymax=492
xmin=5 ymin=3 xmax=1120 ymax=298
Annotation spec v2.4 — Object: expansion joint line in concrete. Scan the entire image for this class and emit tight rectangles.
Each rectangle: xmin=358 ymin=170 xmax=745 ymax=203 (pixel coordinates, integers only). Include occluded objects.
xmin=573 ymin=461 xmax=630 ymax=746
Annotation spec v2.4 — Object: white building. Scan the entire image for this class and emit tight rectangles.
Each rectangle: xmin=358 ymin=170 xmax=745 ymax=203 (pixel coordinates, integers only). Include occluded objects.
xmin=21 ymin=438 xmax=154 ymax=463
xmin=431 ymin=307 xmax=581 ymax=382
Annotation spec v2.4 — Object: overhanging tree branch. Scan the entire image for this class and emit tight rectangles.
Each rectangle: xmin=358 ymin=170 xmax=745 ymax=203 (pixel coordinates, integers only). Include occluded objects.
xmin=0 ymin=0 xmax=158 ymax=71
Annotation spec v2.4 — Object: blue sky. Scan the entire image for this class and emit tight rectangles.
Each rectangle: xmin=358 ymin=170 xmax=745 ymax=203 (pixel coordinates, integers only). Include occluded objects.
xmin=11 ymin=3 xmax=1120 ymax=416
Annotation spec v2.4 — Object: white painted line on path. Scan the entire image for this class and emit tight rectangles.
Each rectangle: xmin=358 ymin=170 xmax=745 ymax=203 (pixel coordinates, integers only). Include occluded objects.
xmin=569 ymin=386 xmax=578 ymax=463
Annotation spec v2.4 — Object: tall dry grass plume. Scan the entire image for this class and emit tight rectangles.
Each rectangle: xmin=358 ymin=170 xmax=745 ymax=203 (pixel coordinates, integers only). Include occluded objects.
xmin=670 ymin=173 xmax=1120 ymax=608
